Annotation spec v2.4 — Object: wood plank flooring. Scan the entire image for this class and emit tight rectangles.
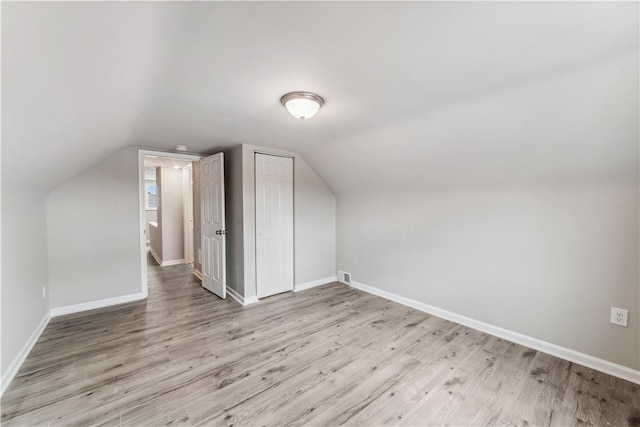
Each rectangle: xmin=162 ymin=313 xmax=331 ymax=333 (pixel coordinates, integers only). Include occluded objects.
xmin=2 ymin=253 xmax=639 ymax=426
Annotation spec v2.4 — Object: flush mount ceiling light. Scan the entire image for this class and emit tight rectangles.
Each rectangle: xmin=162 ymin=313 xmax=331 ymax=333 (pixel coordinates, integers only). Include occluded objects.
xmin=280 ymin=92 xmax=324 ymax=121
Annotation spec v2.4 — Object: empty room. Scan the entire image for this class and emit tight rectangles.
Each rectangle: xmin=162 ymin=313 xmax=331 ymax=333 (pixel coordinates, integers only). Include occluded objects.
xmin=1 ymin=1 xmax=639 ymax=426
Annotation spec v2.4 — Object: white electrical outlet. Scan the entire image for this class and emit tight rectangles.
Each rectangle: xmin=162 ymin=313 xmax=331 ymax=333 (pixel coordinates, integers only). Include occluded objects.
xmin=42 ymin=286 xmax=46 ymax=299
xmin=610 ymin=307 xmax=628 ymax=327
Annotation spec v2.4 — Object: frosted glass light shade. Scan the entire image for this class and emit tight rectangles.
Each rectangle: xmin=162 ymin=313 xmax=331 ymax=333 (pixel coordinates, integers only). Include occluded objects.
xmin=284 ymin=98 xmax=320 ymax=119
xmin=281 ymin=92 xmax=324 ymax=120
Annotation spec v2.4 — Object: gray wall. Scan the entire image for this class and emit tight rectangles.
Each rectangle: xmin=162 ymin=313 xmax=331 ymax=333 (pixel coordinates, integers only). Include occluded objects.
xmin=157 ymin=167 xmax=184 ymax=263
xmin=193 ymin=161 xmax=201 ymax=275
xmin=151 ymin=168 xmax=163 ymax=259
xmin=149 ymin=221 xmax=162 ymax=261
xmin=1 ymin=184 xmax=50 ymax=383
xmin=293 ymin=156 xmax=337 ymax=285
xmin=144 ymin=209 xmax=157 ymax=243
xmin=335 ymin=55 xmax=639 ymax=370
xmin=47 ymin=148 xmax=142 ymax=308
xmin=144 ymin=175 xmax=157 ymax=242
xmin=238 ymin=144 xmax=337 ymax=299
xmin=338 ymin=186 xmax=639 ymax=369
xmin=224 ymin=146 xmax=245 ymax=295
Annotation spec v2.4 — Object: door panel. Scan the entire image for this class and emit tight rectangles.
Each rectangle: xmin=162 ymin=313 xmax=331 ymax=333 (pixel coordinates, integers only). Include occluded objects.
xmin=200 ymin=153 xmax=226 ymax=299
xmin=256 ymin=154 xmax=294 ymax=298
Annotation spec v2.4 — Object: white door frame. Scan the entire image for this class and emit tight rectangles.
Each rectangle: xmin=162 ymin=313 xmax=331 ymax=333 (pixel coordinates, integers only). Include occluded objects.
xmin=137 ymin=149 xmax=203 ymax=298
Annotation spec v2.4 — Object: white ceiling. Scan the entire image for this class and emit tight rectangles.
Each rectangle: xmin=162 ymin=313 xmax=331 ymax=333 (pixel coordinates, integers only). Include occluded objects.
xmin=2 ymin=2 xmax=638 ymax=194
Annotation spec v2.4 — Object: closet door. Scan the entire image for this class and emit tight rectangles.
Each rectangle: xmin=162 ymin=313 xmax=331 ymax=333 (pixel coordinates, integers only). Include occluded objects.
xmin=255 ymin=153 xmax=294 ymax=298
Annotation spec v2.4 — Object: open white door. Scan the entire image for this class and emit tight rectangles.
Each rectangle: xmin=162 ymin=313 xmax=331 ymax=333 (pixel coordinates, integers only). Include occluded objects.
xmin=200 ymin=153 xmax=226 ymax=299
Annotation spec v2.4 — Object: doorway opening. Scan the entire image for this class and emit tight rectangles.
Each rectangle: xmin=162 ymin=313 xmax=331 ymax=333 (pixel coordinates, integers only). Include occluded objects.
xmin=138 ymin=150 xmax=203 ymax=298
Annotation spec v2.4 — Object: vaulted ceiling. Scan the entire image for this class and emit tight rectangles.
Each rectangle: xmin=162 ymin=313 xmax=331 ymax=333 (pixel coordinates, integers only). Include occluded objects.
xmin=3 ymin=2 xmax=638 ymax=195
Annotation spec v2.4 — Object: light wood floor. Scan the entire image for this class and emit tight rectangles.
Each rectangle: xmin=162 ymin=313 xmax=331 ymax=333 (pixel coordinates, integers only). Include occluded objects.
xmin=2 ymin=255 xmax=639 ymax=426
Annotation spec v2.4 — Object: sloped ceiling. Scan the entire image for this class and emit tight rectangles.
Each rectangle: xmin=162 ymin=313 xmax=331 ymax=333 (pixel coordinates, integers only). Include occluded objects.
xmin=2 ymin=2 xmax=638 ymax=194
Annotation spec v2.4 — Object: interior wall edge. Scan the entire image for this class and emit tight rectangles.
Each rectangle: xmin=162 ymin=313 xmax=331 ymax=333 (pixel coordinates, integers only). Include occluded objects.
xmin=0 ymin=311 xmax=51 ymax=397
xmin=226 ymin=287 xmax=244 ymax=305
xmin=149 ymin=247 xmax=163 ymax=267
xmin=348 ymin=280 xmax=640 ymax=385
xmin=226 ymin=287 xmax=259 ymax=306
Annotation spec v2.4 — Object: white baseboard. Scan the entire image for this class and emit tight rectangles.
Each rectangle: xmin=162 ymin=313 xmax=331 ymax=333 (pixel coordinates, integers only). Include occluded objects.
xmin=50 ymin=293 xmax=145 ymax=317
xmin=226 ymin=287 xmax=243 ymax=305
xmin=193 ymin=269 xmax=203 ymax=281
xmin=149 ymin=247 xmax=162 ymax=266
xmin=244 ymin=295 xmax=260 ymax=305
xmin=294 ymin=276 xmax=338 ymax=292
xmin=149 ymin=248 xmax=183 ymax=267
xmin=227 ymin=287 xmax=260 ymax=306
xmin=1 ymin=312 xmax=51 ymax=396
xmin=349 ymin=280 xmax=640 ymax=385
xmin=161 ymin=259 xmax=185 ymax=267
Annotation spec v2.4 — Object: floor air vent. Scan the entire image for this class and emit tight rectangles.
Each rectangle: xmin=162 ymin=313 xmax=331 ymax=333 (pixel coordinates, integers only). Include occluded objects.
xmin=343 ymin=272 xmax=351 ymax=284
